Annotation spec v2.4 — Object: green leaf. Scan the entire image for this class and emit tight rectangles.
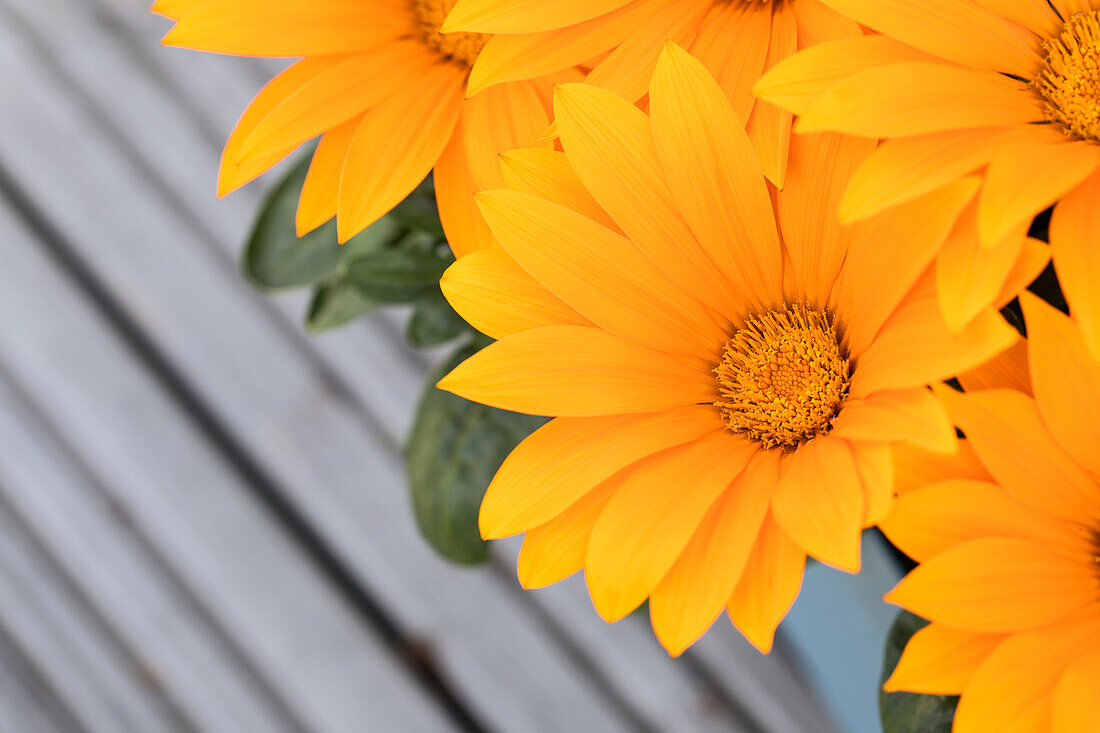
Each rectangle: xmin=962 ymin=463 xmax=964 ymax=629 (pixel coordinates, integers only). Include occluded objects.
xmin=406 ymin=293 xmax=469 ymax=348
xmin=406 ymin=344 xmax=548 ymax=564
xmin=244 ymin=155 xmax=400 ymax=290
xmin=880 ymin=610 xmax=959 ymax=733
xmin=345 ymin=240 xmax=454 ymax=303
xmin=389 ymin=177 xmax=446 ymax=240
xmin=306 ymin=278 xmax=379 ymax=332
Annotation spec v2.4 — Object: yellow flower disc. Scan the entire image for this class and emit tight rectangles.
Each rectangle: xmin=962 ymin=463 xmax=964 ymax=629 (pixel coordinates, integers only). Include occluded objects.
xmin=1035 ymin=11 xmax=1100 ymax=143
xmin=415 ymin=0 xmax=490 ymax=67
xmin=714 ymin=305 xmax=851 ymax=449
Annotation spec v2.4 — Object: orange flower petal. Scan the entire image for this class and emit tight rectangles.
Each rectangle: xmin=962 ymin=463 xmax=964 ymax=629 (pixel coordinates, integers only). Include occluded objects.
xmin=839 ymin=127 xmax=1026 ymax=225
xmin=1021 ymin=292 xmax=1100 ymax=479
xmin=850 ymin=441 xmax=894 ymax=526
xmin=582 ymin=0 xmax=711 ymax=104
xmin=1050 ymin=170 xmax=1100 ymax=360
xmin=478 ymin=408 xmax=720 ymax=538
xmin=1052 ymin=645 xmax=1100 ymax=732
xmin=970 ymin=0 xmax=1061 ymax=38
xmin=852 ymin=299 xmax=1018 ymax=397
xmin=831 ymin=388 xmax=956 ymax=455
xmin=953 ymin=614 xmax=1100 ymax=732
xmin=475 ymin=189 xmax=726 ymax=357
xmin=435 ymin=119 xmax=496 ymax=257
xmin=814 ymin=0 xmax=1040 ymax=76
xmin=466 ymin=0 xmax=656 ymax=94
xmin=956 ymin=340 xmax=1030 ymax=395
xmin=790 ymin=0 xmax=863 ymax=48
xmin=239 ymin=44 xmax=431 ymax=162
xmin=443 ymin=0 xmax=634 ymax=34
xmin=460 ymin=81 xmax=553 ymax=192
xmin=935 ymin=385 xmax=1100 ymax=522
xmin=779 ymin=131 xmax=875 ymax=308
xmin=337 ymin=63 xmax=464 ymax=242
xmin=649 ymin=43 xmax=783 ymax=312
xmin=688 ymin=2 xmax=771 ymax=122
xmin=516 ymin=470 xmax=625 ymax=589
xmin=839 ymin=177 xmax=979 ymax=355
xmin=883 ymin=623 xmax=1006 ymax=695
xmin=296 ymin=116 xmax=360 ymax=235
xmin=772 ymin=437 xmax=863 ymax=571
xmin=891 ymin=440 xmax=991 ymax=497
xmin=991 ymin=237 xmax=1050 ymax=310
xmin=796 ymin=62 xmax=1039 ymax=139
xmin=499 ymin=148 xmax=620 ymax=232
xmin=437 ymin=325 xmax=716 ymax=417
xmin=553 ymin=82 xmax=739 ymax=314
xmin=586 ymin=432 xmax=757 ymax=621
xmin=755 ymin=34 xmax=936 ymax=116
xmin=161 ymin=0 xmax=412 ymax=56
xmin=218 ymin=58 xmax=343 ymax=196
xmin=440 ymin=250 xmax=590 ymax=339
xmin=885 ymin=537 xmax=1097 ymax=632
xmin=745 ymin=3 xmax=796 ymax=188
xmin=648 ymin=450 xmax=778 ymax=656
xmin=935 ymin=199 xmax=1028 ymax=334
xmin=879 ymin=479 xmax=1084 ymax=563
xmin=726 ymin=513 xmax=806 ymax=654
xmin=978 ymin=131 xmax=1100 ymax=247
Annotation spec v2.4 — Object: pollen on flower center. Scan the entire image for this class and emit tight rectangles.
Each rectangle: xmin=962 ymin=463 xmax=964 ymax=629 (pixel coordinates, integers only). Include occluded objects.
xmin=1034 ymin=11 xmax=1100 ymax=143
xmin=413 ymin=0 xmax=490 ymax=67
xmin=714 ymin=305 xmax=851 ymax=450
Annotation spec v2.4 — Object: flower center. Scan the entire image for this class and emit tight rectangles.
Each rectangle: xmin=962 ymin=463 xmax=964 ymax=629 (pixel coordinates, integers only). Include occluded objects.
xmin=413 ymin=0 xmax=490 ymax=67
xmin=714 ymin=305 xmax=851 ymax=450
xmin=1034 ymin=11 xmax=1100 ymax=143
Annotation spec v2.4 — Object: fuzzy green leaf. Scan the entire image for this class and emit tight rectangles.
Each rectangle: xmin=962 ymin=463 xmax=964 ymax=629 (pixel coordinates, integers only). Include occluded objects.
xmin=244 ymin=156 xmax=398 ymax=290
xmin=345 ymin=235 xmax=453 ymax=303
xmin=307 ymin=278 xmax=379 ymax=332
xmin=388 ymin=177 xmax=445 ymax=240
xmin=406 ymin=344 xmax=547 ymax=564
xmin=407 ymin=294 xmax=468 ymax=348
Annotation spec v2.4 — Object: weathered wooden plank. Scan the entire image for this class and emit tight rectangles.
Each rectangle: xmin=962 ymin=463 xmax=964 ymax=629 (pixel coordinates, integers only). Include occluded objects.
xmin=17 ymin=1 xmax=837 ymax=730
xmin=0 ymin=4 xmax=646 ymax=731
xmin=0 ymin=467 xmax=188 ymax=733
xmin=0 ymin=614 xmax=89 ymax=733
xmin=0 ymin=197 xmax=461 ymax=733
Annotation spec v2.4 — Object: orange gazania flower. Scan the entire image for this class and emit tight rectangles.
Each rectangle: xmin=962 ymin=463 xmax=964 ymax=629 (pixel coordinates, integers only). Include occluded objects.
xmin=755 ymin=0 xmax=1100 ymax=354
xmin=880 ymin=294 xmax=1100 ymax=732
xmin=153 ymin=0 xmax=571 ymax=254
xmin=437 ymin=44 xmax=1028 ymax=655
xmin=442 ymin=0 xmax=860 ymax=185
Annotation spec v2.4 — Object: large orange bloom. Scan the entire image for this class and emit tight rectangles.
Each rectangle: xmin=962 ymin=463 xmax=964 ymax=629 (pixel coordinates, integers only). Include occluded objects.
xmin=881 ymin=294 xmax=1100 ymax=732
xmin=755 ymin=0 xmax=1100 ymax=354
xmin=153 ymin=0 xmax=574 ymax=254
xmin=437 ymin=44 xmax=1032 ymax=655
xmin=442 ymin=0 xmax=860 ymax=186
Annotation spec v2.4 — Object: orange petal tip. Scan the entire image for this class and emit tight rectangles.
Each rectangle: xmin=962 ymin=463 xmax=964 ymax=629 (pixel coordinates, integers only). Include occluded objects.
xmin=737 ymin=624 xmax=776 ymax=655
xmin=464 ymin=73 xmax=487 ymax=98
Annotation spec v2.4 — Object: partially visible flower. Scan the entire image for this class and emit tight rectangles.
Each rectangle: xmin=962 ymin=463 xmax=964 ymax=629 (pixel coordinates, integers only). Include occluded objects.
xmin=153 ymin=0 xmax=572 ymax=254
xmin=755 ymin=0 xmax=1100 ymax=352
xmin=881 ymin=294 xmax=1100 ymax=732
xmin=442 ymin=0 xmax=860 ymax=186
xmin=437 ymin=43 xmax=1027 ymax=655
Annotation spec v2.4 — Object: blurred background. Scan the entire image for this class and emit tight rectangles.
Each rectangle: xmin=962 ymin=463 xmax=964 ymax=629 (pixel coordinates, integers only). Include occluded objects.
xmin=0 ymin=0 xmax=903 ymax=730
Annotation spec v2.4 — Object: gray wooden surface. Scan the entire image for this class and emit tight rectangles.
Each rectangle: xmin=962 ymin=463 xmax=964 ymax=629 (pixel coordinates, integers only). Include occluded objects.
xmin=0 ymin=1 xmax=838 ymax=730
